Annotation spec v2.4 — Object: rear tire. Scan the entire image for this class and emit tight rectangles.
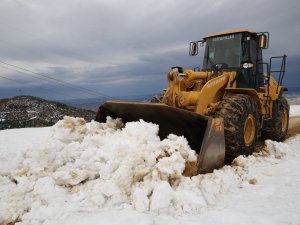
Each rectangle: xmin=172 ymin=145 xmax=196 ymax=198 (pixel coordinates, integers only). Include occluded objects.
xmin=215 ymin=94 xmax=260 ymax=163
xmin=150 ymin=94 xmax=164 ymax=103
xmin=262 ymin=97 xmax=289 ymax=141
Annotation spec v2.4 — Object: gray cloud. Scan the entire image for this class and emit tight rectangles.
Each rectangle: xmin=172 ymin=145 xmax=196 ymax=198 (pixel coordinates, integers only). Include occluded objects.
xmin=0 ymin=0 xmax=300 ymax=100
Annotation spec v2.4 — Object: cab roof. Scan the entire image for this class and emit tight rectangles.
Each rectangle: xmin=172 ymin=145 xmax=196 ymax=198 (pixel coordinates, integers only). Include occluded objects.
xmin=203 ymin=29 xmax=256 ymax=39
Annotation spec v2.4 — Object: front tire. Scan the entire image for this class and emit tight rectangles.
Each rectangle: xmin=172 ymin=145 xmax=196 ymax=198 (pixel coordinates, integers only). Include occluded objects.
xmin=215 ymin=94 xmax=260 ymax=163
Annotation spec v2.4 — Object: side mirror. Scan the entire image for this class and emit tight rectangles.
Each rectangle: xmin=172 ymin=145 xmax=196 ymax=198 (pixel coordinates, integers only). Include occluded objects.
xmin=189 ymin=42 xmax=198 ymax=56
xmin=258 ymin=33 xmax=269 ymax=49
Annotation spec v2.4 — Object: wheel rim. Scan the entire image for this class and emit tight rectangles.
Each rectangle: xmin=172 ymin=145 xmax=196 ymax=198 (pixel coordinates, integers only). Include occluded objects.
xmin=244 ymin=114 xmax=255 ymax=147
xmin=282 ymin=110 xmax=288 ymax=132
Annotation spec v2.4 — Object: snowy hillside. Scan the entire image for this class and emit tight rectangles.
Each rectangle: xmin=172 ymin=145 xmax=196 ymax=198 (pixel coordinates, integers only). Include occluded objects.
xmin=0 ymin=106 xmax=300 ymax=225
xmin=0 ymin=96 xmax=96 ymax=130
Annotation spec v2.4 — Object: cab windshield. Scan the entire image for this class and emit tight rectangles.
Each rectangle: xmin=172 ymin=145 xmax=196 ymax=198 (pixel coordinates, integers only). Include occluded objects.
xmin=202 ymin=33 xmax=242 ymax=69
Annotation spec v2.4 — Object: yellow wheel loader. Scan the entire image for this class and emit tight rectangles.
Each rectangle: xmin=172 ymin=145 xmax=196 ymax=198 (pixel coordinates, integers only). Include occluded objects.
xmin=96 ymin=29 xmax=289 ymax=174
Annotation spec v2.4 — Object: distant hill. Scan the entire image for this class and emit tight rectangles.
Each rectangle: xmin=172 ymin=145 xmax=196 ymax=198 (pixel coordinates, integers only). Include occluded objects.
xmin=0 ymin=96 xmax=96 ymax=130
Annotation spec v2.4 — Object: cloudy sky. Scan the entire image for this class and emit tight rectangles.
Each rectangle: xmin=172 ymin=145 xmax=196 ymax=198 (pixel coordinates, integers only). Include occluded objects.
xmin=0 ymin=0 xmax=299 ymax=100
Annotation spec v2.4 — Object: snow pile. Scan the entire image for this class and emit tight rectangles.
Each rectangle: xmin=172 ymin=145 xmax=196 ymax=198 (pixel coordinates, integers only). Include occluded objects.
xmin=232 ymin=140 xmax=291 ymax=170
xmin=290 ymin=105 xmax=300 ymax=117
xmin=0 ymin=116 xmax=297 ymax=225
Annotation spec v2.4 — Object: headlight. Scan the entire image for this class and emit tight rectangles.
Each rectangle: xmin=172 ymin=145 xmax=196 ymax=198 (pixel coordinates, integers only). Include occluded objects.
xmin=242 ymin=63 xmax=254 ymax=69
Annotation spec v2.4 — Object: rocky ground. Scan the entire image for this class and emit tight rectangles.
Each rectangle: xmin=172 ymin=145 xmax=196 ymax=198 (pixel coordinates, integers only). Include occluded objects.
xmin=0 ymin=96 xmax=96 ymax=130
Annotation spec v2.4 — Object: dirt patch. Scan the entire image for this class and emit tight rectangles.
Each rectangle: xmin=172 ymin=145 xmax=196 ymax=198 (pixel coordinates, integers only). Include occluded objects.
xmin=6 ymin=217 xmax=21 ymax=225
xmin=183 ymin=160 xmax=198 ymax=177
xmin=289 ymin=116 xmax=300 ymax=128
xmin=287 ymin=116 xmax=300 ymax=137
xmin=248 ymin=178 xmax=257 ymax=185
xmin=255 ymin=116 xmax=300 ymax=153
xmin=286 ymin=124 xmax=300 ymax=139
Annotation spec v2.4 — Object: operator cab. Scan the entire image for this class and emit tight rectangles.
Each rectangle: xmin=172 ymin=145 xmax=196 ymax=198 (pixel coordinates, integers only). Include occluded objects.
xmin=190 ymin=29 xmax=269 ymax=90
xmin=202 ymin=33 xmax=242 ymax=70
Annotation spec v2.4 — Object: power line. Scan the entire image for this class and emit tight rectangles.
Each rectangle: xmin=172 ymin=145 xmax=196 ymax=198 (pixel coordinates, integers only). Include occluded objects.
xmin=0 ymin=73 xmax=99 ymax=101
xmin=0 ymin=73 xmax=79 ymax=100
xmin=0 ymin=63 xmax=90 ymax=99
xmin=0 ymin=63 xmax=53 ymax=83
xmin=0 ymin=59 xmax=111 ymax=98
xmin=0 ymin=60 xmax=112 ymax=98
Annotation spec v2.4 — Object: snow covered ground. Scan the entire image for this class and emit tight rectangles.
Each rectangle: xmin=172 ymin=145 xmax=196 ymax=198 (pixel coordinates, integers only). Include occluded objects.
xmin=0 ymin=106 xmax=300 ymax=225
xmin=290 ymin=105 xmax=300 ymax=117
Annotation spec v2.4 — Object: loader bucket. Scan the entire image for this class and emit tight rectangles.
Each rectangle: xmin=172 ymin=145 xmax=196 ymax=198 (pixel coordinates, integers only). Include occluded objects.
xmin=95 ymin=101 xmax=225 ymax=174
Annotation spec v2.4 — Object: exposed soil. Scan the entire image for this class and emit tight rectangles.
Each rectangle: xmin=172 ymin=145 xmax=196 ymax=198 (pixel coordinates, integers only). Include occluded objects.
xmin=255 ymin=116 xmax=300 ymax=153
xmin=289 ymin=116 xmax=300 ymax=128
